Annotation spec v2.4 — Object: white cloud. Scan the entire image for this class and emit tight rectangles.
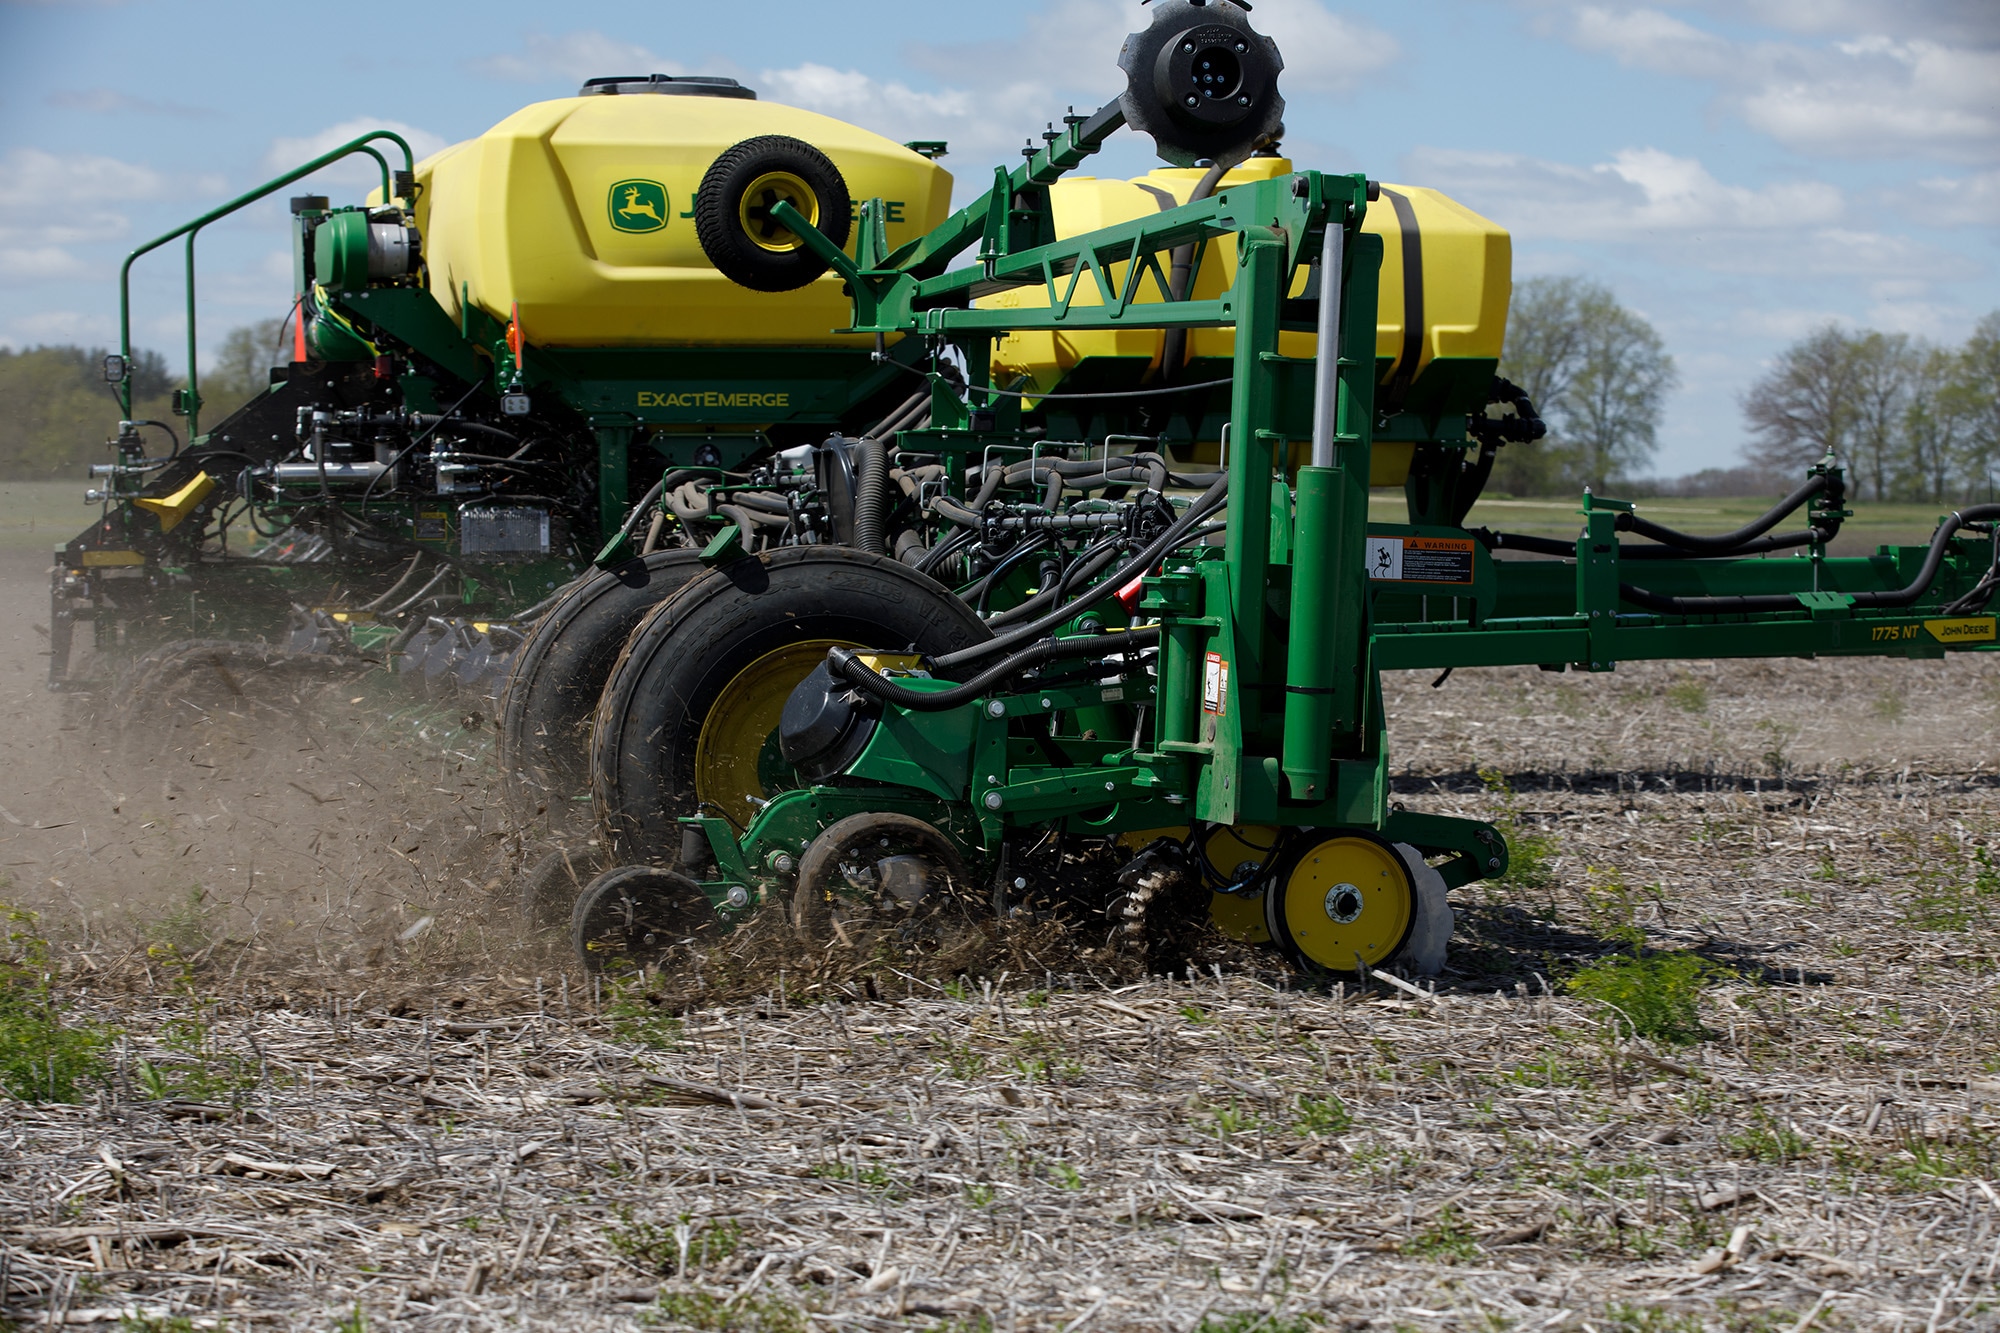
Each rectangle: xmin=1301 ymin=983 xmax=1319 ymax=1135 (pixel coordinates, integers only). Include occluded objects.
xmin=1405 ymin=145 xmax=1841 ymax=238
xmin=1253 ymin=4 xmax=1402 ymax=95
xmin=0 ymin=246 xmax=92 ymax=282
xmin=757 ymin=63 xmax=1016 ymax=159
xmin=471 ymin=30 xmax=688 ymax=84
xmin=1558 ymin=4 xmax=2000 ymax=163
xmin=1406 ymin=145 xmax=1972 ymax=280
xmin=0 ymin=146 xmax=178 ymax=208
xmin=1679 ymin=0 xmax=1999 ymax=45
xmin=263 ymin=119 xmax=451 ymax=187
xmin=1913 ymin=168 xmax=2000 ymax=226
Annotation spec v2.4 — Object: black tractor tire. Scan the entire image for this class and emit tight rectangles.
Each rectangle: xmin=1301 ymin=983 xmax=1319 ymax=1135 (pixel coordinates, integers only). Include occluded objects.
xmin=497 ymin=552 xmax=704 ymax=825
xmin=694 ymin=135 xmax=852 ymax=292
xmin=590 ymin=548 xmax=988 ymax=865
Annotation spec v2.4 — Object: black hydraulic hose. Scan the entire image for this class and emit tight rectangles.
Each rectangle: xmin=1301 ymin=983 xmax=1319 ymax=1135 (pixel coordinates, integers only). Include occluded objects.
xmin=1619 ymin=503 xmax=2000 ymax=614
xmin=853 ymin=435 xmax=889 ymax=554
xmin=1153 ymin=161 xmax=1230 ymax=386
xmin=130 ymin=419 xmax=182 ymax=459
xmin=1617 ymin=473 xmax=1832 ymax=552
xmin=931 ymin=473 xmax=1229 ymax=671
xmin=914 ymin=526 xmax=978 ymax=577
xmin=982 ymin=537 xmax=1126 ymax=629
xmin=973 ymin=534 xmax=1052 ymax=617
xmin=357 ymin=552 xmax=426 ymax=612
xmin=831 ymin=625 xmax=1161 ymax=713
xmin=1476 ymin=528 xmax=1824 ymax=561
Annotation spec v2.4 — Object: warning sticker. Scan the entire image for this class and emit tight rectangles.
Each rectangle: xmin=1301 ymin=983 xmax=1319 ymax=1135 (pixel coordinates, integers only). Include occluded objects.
xmin=1202 ymin=652 xmax=1229 ymax=715
xmin=1366 ymin=534 xmax=1475 ymax=585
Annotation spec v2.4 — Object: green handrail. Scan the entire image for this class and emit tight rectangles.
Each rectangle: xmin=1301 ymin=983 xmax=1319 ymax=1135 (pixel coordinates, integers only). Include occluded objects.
xmin=115 ymin=130 xmax=416 ymax=437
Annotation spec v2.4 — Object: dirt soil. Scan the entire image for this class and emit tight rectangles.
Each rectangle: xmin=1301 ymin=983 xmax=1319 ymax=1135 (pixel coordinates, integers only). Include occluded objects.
xmin=2 ymin=549 xmax=1999 ymax=1332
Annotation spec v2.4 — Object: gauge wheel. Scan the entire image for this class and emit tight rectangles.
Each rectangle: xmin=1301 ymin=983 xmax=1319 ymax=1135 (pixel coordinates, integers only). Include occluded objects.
xmin=792 ymin=812 xmax=975 ymax=948
xmin=590 ymin=547 xmax=987 ymax=864
xmin=570 ymin=864 xmax=720 ymax=974
xmin=1262 ymin=830 xmax=1416 ymax=976
xmin=695 ymin=135 xmax=853 ymax=291
xmin=497 ymin=551 xmax=704 ymax=824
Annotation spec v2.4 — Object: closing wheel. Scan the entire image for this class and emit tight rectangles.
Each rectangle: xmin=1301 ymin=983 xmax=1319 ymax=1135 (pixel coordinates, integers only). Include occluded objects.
xmin=516 ymin=847 xmax=602 ymax=930
xmin=695 ymin=136 xmax=852 ymax=292
xmin=571 ymin=865 xmax=720 ymax=974
xmin=591 ymin=548 xmax=988 ymax=864
xmin=498 ymin=551 xmax=704 ymax=824
xmin=1263 ymin=831 xmax=1416 ymax=974
xmin=793 ymin=812 xmax=974 ymax=948
xmin=1200 ymin=823 xmax=1277 ymax=944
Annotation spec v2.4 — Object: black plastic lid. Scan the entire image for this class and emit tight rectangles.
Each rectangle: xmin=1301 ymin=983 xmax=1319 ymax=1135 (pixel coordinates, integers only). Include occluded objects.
xmin=579 ymin=74 xmax=756 ymax=99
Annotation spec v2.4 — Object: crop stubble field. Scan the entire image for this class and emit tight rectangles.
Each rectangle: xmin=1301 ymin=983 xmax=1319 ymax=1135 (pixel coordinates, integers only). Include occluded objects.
xmin=0 ymin=514 xmax=1998 ymax=1329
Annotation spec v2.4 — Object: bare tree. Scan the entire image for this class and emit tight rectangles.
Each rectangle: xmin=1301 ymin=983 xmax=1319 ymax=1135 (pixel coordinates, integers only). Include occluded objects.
xmin=1845 ymin=330 xmax=1916 ymax=500
xmin=1495 ymin=276 xmax=1675 ymax=494
xmin=1742 ymin=325 xmax=1858 ymax=475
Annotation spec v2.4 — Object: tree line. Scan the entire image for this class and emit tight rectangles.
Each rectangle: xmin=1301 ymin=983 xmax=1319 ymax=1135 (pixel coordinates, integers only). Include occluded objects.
xmin=5 ymin=300 xmax=1995 ymax=504
xmin=1741 ymin=317 xmax=2000 ymax=503
xmin=0 ymin=319 xmax=286 ymax=479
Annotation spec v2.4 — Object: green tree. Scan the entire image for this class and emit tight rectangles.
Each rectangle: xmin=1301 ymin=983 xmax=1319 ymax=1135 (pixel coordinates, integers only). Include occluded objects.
xmin=199 ymin=317 xmax=289 ymax=420
xmin=1495 ymin=276 xmax=1676 ymax=493
xmin=1902 ymin=343 xmax=1975 ymax=503
xmin=0 ymin=346 xmax=174 ymax=479
xmin=1959 ymin=312 xmax=2000 ymax=499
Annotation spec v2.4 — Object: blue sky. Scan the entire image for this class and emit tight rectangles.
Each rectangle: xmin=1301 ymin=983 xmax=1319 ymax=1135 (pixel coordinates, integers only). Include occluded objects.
xmin=1 ymin=0 xmax=1994 ymax=477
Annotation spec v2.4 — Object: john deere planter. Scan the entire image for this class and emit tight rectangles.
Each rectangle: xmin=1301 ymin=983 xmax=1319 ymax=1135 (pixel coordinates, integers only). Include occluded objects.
xmin=57 ymin=1 xmax=2000 ymax=979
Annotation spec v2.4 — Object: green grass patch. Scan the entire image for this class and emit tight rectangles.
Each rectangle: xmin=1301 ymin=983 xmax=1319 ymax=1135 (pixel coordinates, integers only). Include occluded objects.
xmin=609 ymin=1211 xmax=742 ymax=1275
xmin=1400 ymin=1205 xmax=1481 ymax=1263
xmin=1564 ymin=951 xmax=1727 ymax=1046
xmin=1 ymin=905 xmax=110 ymax=1103
xmin=1479 ymin=768 xmax=1560 ymax=893
xmin=643 ymin=1289 xmax=808 ymax=1333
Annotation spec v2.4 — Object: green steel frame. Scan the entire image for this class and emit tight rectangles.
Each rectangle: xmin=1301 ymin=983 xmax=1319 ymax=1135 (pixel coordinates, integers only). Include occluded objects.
xmin=677 ymin=156 xmax=2000 ymax=922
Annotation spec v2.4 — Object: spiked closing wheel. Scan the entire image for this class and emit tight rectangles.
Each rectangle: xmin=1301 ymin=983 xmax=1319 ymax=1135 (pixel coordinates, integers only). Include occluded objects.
xmin=1263 ymin=831 xmax=1415 ymax=975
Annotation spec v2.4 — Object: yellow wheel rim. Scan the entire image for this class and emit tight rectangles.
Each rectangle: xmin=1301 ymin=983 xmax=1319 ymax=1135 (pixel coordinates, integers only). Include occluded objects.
xmin=1276 ymin=836 xmax=1413 ymax=971
xmin=693 ymin=638 xmax=853 ymax=829
xmin=739 ymin=171 xmax=819 ymax=253
xmin=1202 ymin=824 xmax=1277 ymax=882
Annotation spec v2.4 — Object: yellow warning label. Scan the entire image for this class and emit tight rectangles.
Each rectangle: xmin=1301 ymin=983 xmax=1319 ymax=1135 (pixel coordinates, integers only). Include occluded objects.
xmin=1924 ymin=617 xmax=1996 ymax=643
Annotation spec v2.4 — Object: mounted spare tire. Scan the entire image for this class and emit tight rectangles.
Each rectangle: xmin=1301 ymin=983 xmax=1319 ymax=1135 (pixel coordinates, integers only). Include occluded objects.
xmin=497 ymin=551 xmax=704 ymax=825
xmin=694 ymin=135 xmax=853 ymax=292
xmin=590 ymin=548 xmax=987 ymax=864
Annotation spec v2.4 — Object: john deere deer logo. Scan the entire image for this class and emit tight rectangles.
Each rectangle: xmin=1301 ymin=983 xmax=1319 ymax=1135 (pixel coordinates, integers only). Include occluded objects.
xmin=608 ymin=179 xmax=668 ymax=234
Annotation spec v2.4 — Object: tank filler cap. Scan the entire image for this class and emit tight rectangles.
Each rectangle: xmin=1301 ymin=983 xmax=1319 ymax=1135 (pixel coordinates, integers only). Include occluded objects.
xmin=579 ymin=74 xmax=756 ymax=99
